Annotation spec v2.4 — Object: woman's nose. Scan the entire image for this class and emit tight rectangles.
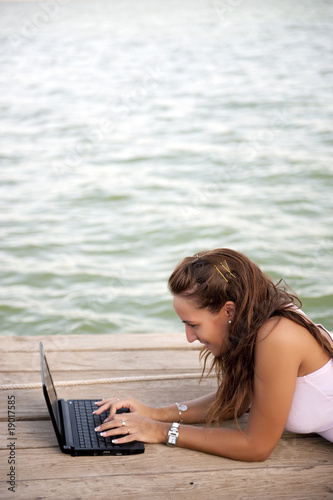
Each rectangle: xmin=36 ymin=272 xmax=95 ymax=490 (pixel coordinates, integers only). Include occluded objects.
xmin=185 ymin=325 xmax=199 ymax=343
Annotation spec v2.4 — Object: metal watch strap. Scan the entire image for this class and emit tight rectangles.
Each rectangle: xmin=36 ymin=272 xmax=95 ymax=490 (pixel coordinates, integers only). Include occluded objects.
xmin=166 ymin=422 xmax=180 ymax=447
xmin=176 ymin=402 xmax=188 ymax=423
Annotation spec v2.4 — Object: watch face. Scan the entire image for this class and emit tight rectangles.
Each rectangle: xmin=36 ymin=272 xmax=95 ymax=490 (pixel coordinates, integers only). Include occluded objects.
xmin=178 ymin=404 xmax=188 ymax=412
xmin=169 ymin=435 xmax=177 ymax=445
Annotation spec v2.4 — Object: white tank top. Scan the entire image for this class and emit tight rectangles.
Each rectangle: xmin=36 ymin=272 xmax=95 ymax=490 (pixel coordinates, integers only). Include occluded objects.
xmin=285 ymin=325 xmax=333 ymax=442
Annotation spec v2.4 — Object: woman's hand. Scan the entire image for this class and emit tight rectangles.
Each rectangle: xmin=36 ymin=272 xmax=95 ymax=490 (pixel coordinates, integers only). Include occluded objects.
xmin=94 ymin=412 xmax=169 ymax=445
xmin=93 ymin=397 xmax=158 ymax=423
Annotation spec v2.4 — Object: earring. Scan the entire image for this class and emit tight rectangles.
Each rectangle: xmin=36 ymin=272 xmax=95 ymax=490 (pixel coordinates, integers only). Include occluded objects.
xmin=228 ymin=320 xmax=231 ymax=324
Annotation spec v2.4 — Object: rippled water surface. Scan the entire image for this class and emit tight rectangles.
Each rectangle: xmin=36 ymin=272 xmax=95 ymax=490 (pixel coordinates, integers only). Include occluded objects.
xmin=0 ymin=0 xmax=332 ymax=336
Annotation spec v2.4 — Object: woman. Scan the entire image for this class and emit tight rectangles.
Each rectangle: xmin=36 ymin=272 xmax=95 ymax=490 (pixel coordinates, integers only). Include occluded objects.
xmin=94 ymin=249 xmax=333 ymax=461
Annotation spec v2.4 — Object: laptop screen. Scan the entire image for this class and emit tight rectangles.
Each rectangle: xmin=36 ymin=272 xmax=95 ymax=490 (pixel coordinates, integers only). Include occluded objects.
xmin=40 ymin=342 xmax=63 ymax=443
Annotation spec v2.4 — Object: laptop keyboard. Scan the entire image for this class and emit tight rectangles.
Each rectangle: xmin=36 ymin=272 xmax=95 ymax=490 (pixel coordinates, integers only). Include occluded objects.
xmin=73 ymin=400 xmax=123 ymax=449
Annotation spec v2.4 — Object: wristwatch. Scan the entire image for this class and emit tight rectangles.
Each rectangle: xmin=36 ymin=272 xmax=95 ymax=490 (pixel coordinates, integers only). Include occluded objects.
xmin=166 ymin=422 xmax=180 ymax=447
xmin=176 ymin=402 xmax=188 ymax=423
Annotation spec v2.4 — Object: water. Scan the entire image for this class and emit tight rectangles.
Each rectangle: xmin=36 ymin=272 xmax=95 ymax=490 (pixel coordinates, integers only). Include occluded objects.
xmin=0 ymin=0 xmax=332 ymax=336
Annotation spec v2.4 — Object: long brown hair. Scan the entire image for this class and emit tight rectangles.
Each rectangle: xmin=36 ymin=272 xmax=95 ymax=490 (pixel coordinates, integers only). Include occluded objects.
xmin=168 ymin=248 xmax=333 ymax=425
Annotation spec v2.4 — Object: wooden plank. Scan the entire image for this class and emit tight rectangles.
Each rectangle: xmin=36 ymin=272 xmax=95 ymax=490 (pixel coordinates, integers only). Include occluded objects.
xmin=1 ymin=468 xmax=332 ymax=500
xmin=0 ymin=454 xmax=332 ymax=500
xmin=0 ymin=437 xmax=332 ymax=479
xmin=1 ymin=349 xmax=203 ymax=372
xmin=2 ymin=468 xmax=332 ymax=500
xmin=2 ymin=468 xmax=333 ymax=500
xmin=0 ymin=333 xmax=196 ymax=352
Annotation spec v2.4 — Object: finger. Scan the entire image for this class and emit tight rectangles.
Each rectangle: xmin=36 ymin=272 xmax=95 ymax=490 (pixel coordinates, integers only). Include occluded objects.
xmin=93 ymin=398 xmax=121 ymax=415
xmin=98 ymin=422 xmax=135 ymax=443
xmin=95 ymin=415 xmax=130 ymax=433
xmin=105 ymin=401 xmax=132 ymax=422
xmin=94 ymin=397 xmax=120 ymax=406
xmin=94 ymin=400 xmax=107 ymax=406
xmin=111 ymin=433 xmax=136 ymax=445
xmin=95 ymin=420 xmax=130 ymax=438
xmin=93 ymin=399 xmax=112 ymax=412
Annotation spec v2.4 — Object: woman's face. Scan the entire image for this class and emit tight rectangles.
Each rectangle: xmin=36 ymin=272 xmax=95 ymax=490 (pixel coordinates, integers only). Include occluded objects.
xmin=173 ymin=295 xmax=235 ymax=357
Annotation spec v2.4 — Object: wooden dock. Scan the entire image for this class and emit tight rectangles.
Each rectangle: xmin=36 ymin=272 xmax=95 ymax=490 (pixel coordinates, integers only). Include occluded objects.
xmin=1 ymin=333 xmax=332 ymax=499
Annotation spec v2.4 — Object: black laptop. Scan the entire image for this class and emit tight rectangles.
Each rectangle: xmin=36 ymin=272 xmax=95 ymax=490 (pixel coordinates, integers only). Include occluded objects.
xmin=40 ymin=342 xmax=145 ymax=456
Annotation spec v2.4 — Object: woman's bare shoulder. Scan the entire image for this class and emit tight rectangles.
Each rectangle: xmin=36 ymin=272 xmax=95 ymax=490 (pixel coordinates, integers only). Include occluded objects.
xmin=254 ymin=317 xmax=304 ymax=381
xmin=256 ymin=316 xmax=305 ymax=347
xmin=255 ymin=314 xmax=331 ymax=378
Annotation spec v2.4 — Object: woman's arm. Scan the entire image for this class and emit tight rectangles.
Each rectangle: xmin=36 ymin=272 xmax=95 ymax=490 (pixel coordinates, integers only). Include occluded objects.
xmin=154 ymin=392 xmax=217 ymax=424
xmin=94 ymin=392 xmax=217 ymax=424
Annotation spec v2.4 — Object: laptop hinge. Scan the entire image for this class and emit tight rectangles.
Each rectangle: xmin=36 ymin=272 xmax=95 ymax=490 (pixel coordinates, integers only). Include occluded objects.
xmin=59 ymin=400 xmax=74 ymax=452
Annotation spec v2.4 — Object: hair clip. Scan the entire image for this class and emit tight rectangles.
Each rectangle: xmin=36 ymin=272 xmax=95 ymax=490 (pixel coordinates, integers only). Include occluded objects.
xmin=220 ymin=260 xmax=236 ymax=279
xmin=214 ymin=261 xmax=236 ymax=282
xmin=214 ymin=265 xmax=228 ymax=282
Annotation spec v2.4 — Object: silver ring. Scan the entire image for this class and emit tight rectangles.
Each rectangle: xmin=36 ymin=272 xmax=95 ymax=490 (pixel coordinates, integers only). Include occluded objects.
xmin=122 ymin=419 xmax=126 ymax=427
xmin=127 ymin=426 xmax=130 ymax=435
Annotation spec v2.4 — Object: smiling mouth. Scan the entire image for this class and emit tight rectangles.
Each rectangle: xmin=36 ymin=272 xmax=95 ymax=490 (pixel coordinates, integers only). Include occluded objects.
xmin=200 ymin=341 xmax=209 ymax=348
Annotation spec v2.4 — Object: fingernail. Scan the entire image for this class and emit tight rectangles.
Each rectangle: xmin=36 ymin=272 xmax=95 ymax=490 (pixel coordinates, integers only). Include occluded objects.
xmin=103 ymin=418 xmax=108 ymax=423
xmin=95 ymin=426 xmax=100 ymax=431
xmin=92 ymin=411 xmax=96 ymax=414
xmin=100 ymin=432 xmax=106 ymax=437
